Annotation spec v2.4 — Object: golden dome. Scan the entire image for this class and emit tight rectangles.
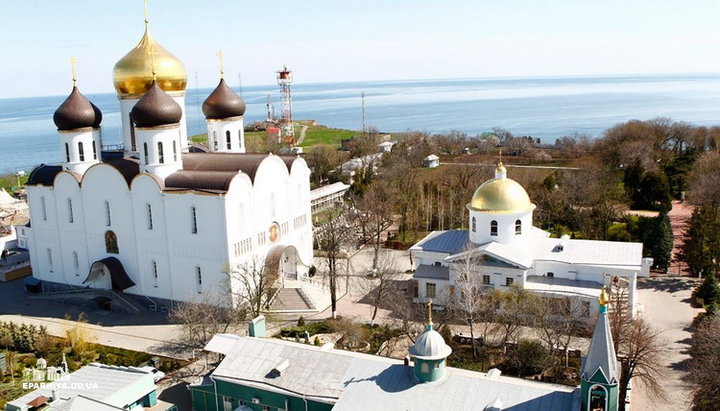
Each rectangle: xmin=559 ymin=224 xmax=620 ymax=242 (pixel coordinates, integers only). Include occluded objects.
xmin=113 ymin=28 xmax=187 ymax=97
xmin=468 ymin=173 xmax=535 ymax=213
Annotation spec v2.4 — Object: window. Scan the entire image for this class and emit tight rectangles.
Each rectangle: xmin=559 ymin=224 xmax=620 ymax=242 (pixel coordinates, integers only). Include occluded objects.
xmin=226 ymin=130 xmax=231 ymax=149
xmin=67 ymin=198 xmax=74 ymax=223
xmin=420 ymin=362 xmax=430 ymax=373
xmin=426 ymin=283 xmax=436 ymax=298
xmin=191 ymin=206 xmax=198 ymax=234
xmin=515 ymin=219 xmax=522 ymax=235
xmin=546 ymin=272 xmax=554 ymax=278
xmin=433 ymin=261 xmax=441 ymax=267
xmin=104 ymin=201 xmax=111 ymax=226
xmin=129 ymin=113 xmax=136 ymax=151
xmin=213 ymin=131 xmax=218 ymax=151
xmin=173 ymin=140 xmax=178 ymax=162
xmin=582 ymin=301 xmax=591 ymax=317
xmin=146 ymin=203 xmax=153 ymax=230
xmin=490 ymin=220 xmax=498 ymax=236
xmin=73 ymin=251 xmax=79 ymax=276
xmin=196 ymin=266 xmax=203 ymax=293
xmin=65 ymin=143 xmax=70 ymax=162
xmin=92 ymin=140 xmax=97 ymax=160
xmin=143 ymin=142 xmax=149 ymax=164
xmin=152 ymin=261 xmax=158 ymax=287
xmin=471 ymin=217 xmax=476 ymax=232
xmin=41 ymin=197 xmax=47 ymax=221
xmin=505 ymin=277 xmax=514 ymax=286
xmin=157 ymin=142 xmax=164 ymax=164
xmin=105 ymin=231 xmax=119 ymax=254
xmin=412 ymin=280 xmax=419 ymax=298
xmin=238 ymin=130 xmax=243 ymax=148
xmin=78 ymin=142 xmax=85 ymax=161
xmin=482 ymin=275 xmax=491 ymax=285
xmin=47 ymin=248 xmax=53 ymax=269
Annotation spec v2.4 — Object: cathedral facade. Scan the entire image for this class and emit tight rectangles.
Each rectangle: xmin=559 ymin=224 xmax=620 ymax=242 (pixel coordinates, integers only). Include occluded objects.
xmin=21 ymin=19 xmax=313 ymax=308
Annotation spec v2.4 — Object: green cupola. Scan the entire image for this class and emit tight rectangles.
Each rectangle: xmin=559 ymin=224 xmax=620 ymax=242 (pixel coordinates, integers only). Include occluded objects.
xmin=408 ymin=301 xmax=452 ymax=383
xmin=581 ymin=286 xmax=620 ymax=411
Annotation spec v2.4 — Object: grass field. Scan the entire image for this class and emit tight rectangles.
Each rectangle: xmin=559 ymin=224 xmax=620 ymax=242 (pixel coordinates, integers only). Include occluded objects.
xmin=299 ymin=125 xmax=358 ymax=148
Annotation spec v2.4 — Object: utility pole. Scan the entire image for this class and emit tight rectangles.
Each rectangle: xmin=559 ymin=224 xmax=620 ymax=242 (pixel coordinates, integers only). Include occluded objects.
xmin=361 ymin=91 xmax=366 ymax=134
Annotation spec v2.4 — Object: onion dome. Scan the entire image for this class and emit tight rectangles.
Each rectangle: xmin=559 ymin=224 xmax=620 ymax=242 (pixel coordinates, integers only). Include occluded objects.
xmin=131 ymin=80 xmax=182 ymax=128
xmin=202 ymin=78 xmax=246 ymax=119
xmin=468 ymin=163 xmax=535 ymax=213
xmin=113 ymin=28 xmax=187 ymax=97
xmin=53 ymin=86 xmax=102 ymax=130
xmin=409 ymin=328 xmax=452 ymax=360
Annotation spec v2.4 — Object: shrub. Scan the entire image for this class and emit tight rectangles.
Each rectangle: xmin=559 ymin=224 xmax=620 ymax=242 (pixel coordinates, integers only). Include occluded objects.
xmin=297 ymin=316 xmax=305 ymax=327
xmin=509 ymin=339 xmax=547 ymax=377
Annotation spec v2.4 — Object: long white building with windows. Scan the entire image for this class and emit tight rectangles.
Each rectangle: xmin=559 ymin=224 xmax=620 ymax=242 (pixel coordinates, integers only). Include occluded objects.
xmin=410 ymin=162 xmax=652 ymax=318
xmin=22 ymin=16 xmax=314 ymax=310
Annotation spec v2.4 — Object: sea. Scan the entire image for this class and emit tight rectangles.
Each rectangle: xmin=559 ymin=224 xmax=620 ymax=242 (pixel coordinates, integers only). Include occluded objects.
xmin=2 ymin=73 xmax=720 ymax=175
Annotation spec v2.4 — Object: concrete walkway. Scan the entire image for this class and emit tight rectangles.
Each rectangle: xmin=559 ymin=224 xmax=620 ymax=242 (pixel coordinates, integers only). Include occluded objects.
xmin=632 ymin=277 xmax=700 ymax=410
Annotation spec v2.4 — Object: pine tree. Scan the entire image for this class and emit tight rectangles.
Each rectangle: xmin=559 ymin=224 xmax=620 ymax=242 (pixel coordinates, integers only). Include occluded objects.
xmin=647 ymin=212 xmax=674 ymax=271
xmin=695 ymin=273 xmax=720 ymax=308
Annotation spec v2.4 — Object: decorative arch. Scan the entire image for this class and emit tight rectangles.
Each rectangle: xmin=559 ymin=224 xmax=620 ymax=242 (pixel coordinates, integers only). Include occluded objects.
xmin=490 ymin=220 xmax=498 ymax=236
xmin=105 ymin=230 xmax=119 ymax=254
xmin=588 ymin=384 xmax=608 ymax=411
xmin=515 ymin=219 xmax=522 ymax=235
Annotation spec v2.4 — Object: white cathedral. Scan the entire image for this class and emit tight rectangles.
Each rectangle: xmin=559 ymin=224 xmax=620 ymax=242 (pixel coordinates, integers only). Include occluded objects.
xmin=20 ymin=19 xmax=314 ymax=310
xmin=410 ymin=163 xmax=653 ymax=318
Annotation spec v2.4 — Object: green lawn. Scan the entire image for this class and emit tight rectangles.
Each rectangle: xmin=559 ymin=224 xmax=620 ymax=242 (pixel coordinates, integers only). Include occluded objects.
xmin=299 ymin=126 xmax=358 ymax=148
xmin=0 ymin=173 xmax=29 ymax=194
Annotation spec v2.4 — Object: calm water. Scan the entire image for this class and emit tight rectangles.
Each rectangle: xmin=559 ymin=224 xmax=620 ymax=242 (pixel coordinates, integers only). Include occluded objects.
xmin=2 ymin=73 xmax=720 ymax=174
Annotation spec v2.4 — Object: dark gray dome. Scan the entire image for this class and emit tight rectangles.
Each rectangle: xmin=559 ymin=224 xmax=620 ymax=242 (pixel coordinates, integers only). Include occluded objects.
xmin=202 ymin=78 xmax=246 ymax=120
xmin=53 ymin=86 xmax=102 ymax=130
xmin=131 ymin=80 xmax=182 ymax=128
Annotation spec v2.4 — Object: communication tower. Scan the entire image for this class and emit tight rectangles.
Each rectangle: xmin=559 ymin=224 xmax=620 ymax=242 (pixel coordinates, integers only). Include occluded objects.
xmin=276 ymin=66 xmax=294 ymax=144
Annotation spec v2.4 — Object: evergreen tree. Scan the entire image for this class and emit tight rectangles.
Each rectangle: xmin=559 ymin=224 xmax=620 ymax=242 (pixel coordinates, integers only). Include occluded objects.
xmin=644 ymin=213 xmax=674 ymax=271
xmin=680 ymin=205 xmax=720 ymax=277
xmin=695 ymin=273 xmax=720 ymax=308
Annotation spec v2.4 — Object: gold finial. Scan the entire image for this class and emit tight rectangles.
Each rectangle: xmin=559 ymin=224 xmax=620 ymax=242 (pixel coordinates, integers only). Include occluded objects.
xmin=217 ymin=50 xmax=225 ymax=79
xmin=599 ymin=285 xmax=609 ymax=307
xmin=427 ymin=300 xmax=433 ymax=326
xmin=498 ymin=149 xmax=503 ymax=166
xmin=143 ymin=0 xmax=150 ymax=29
xmin=68 ymin=57 xmax=78 ymax=87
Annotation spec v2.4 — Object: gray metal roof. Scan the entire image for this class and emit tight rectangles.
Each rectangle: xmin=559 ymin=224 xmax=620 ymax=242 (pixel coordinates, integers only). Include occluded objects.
xmin=8 ymin=363 xmax=154 ymax=410
xmin=582 ymin=311 xmax=620 ymax=384
xmin=414 ymin=264 xmax=450 ymax=280
xmin=207 ymin=336 xmax=579 ymax=410
xmin=410 ymin=230 xmax=469 ymax=254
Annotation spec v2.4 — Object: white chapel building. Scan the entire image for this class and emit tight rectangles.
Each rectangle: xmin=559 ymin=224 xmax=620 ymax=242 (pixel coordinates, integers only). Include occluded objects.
xmin=410 ymin=162 xmax=652 ymax=318
xmin=21 ymin=20 xmax=314 ymax=310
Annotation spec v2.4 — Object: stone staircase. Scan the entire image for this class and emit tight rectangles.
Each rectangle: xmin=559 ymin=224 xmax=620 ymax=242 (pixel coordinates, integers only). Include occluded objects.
xmin=269 ymin=288 xmax=316 ymax=312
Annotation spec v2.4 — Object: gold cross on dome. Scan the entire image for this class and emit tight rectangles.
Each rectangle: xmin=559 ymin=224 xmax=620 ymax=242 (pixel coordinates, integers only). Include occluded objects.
xmin=217 ymin=50 xmax=225 ymax=78
xmin=143 ymin=0 xmax=150 ymax=27
xmin=68 ymin=57 xmax=78 ymax=86
xmin=499 ymin=149 xmax=503 ymax=164
xmin=427 ymin=300 xmax=433 ymax=326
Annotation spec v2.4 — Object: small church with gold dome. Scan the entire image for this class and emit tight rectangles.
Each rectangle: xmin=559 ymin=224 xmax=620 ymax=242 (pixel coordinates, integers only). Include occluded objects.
xmin=410 ymin=161 xmax=652 ymax=318
xmin=20 ymin=5 xmax=317 ymax=311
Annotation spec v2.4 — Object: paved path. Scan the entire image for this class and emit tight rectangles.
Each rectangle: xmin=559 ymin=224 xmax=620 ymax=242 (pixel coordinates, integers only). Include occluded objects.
xmin=632 ymin=277 xmax=700 ymax=410
xmin=666 ymin=201 xmax=693 ymax=276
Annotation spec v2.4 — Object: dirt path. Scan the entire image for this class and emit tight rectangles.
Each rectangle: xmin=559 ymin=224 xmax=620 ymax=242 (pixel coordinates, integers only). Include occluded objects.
xmin=666 ymin=201 xmax=694 ymax=276
xmin=296 ymin=125 xmax=309 ymax=145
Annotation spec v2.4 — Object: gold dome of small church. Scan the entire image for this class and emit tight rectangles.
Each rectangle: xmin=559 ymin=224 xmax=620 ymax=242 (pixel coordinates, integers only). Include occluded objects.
xmin=112 ymin=8 xmax=186 ymax=97
xmin=468 ymin=161 xmax=536 ymax=213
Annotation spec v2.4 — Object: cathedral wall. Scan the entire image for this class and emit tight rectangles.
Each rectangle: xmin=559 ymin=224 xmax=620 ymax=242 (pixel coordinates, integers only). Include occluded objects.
xmin=25 ymin=185 xmax=60 ymax=283
xmin=469 ymin=210 xmax=532 ymax=245
xmin=52 ymin=173 xmax=89 ymax=287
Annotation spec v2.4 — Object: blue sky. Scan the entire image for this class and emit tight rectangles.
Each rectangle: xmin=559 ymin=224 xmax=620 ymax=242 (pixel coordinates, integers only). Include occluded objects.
xmin=4 ymin=0 xmax=720 ymax=98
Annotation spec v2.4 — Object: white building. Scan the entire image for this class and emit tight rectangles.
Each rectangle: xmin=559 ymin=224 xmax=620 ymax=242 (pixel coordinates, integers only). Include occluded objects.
xmin=423 ymin=154 xmax=440 ymax=168
xmin=410 ymin=162 xmax=651 ymax=318
xmin=22 ymin=19 xmax=314 ymax=310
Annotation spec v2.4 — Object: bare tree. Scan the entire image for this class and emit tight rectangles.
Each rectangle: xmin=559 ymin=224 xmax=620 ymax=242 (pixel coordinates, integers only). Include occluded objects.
xmin=168 ymin=291 xmax=244 ymax=350
xmin=494 ymin=285 xmax=539 ymax=349
xmin=316 ymin=205 xmax=356 ymax=318
xmin=355 ymin=183 xmax=395 ymax=270
xmin=359 ymin=252 xmax=404 ymax=324
xmin=536 ymin=296 xmax=588 ymax=373
xmin=617 ymin=318 xmax=667 ymax=410
xmin=446 ymin=255 xmax=496 ymax=361
xmin=225 ymin=259 xmax=276 ymax=319
xmin=689 ymin=315 xmax=720 ymax=410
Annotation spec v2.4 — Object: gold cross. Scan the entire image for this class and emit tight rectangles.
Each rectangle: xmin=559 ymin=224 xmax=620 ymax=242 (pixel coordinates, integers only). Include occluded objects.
xmin=217 ymin=50 xmax=225 ymax=78
xmin=68 ymin=57 xmax=78 ymax=86
xmin=143 ymin=0 xmax=149 ymax=27
xmin=427 ymin=299 xmax=433 ymax=326
xmin=498 ymin=149 xmax=503 ymax=164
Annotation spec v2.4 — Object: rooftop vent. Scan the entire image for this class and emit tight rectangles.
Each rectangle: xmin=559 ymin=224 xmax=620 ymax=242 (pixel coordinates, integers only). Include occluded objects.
xmin=485 ymin=398 xmax=504 ymax=411
xmin=270 ymin=359 xmax=290 ymax=377
xmin=487 ymin=368 xmax=502 ymax=380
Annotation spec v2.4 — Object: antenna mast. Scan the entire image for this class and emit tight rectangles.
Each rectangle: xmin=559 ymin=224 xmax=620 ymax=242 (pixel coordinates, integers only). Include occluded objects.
xmin=276 ymin=66 xmax=294 ymax=144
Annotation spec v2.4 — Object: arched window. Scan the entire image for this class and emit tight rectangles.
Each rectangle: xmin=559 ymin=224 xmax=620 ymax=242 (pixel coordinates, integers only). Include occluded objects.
xmin=226 ymin=130 xmax=231 ymax=149
xmin=238 ymin=130 xmax=243 ymax=148
xmin=65 ymin=143 xmax=70 ymax=162
xmin=129 ymin=113 xmax=136 ymax=151
xmin=196 ymin=266 xmax=203 ymax=293
xmin=490 ymin=220 xmax=498 ymax=236
xmin=72 ymin=251 xmax=79 ymax=276
xmin=152 ymin=261 xmax=159 ymax=287
xmin=589 ymin=385 xmax=608 ymax=410
xmin=157 ymin=142 xmax=165 ymax=164
xmin=67 ymin=198 xmax=74 ymax=223
xmin=213 ymin=131 xmax=218 ymax=151
xmin=104 ymin=201 xmax=111 ymax=226
xmin=143 ymin=142 xmax=149 ymax=164
xmin=92 ymin=140 xmax=97 ymax=160
xmin=105 ymin=230 xmax=119 ymax=254
xmin=173 ymin=140 xmax=177 ymax=162
xmin=40 ymin=196 xmax=47 ymax=221
xmin=146 ymin=203 xmax=153 ymax=230
xmin=515 ymin=219 xmax=522 ymax=235
xmin=191 ymin=206 xmax=198 ymax=234
xmin=47 ymin=248 xmax=53 ymax=269
xmin=471 ymin=217 xmax=476 ymax=232
xmin=78 ymin=142 xmax=85 ymax=161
